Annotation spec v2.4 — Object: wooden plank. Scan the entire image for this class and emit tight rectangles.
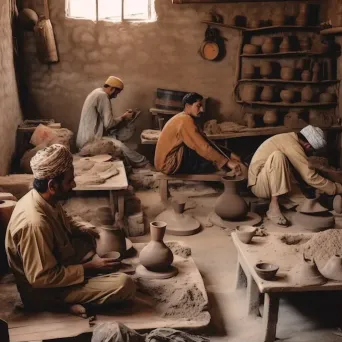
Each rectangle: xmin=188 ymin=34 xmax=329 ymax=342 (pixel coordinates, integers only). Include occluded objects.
xmin=262 ymin=293 xmax=279 ymax=342
xmin=155 ymin=172 xmax=222 ymax=181
xmin=241 ymin=51 xmax=323 ymax=58
xmin=238 ymin=79 xmax=339 ymax=85
xmin=236 ymin=100 xmax=337 ymax=108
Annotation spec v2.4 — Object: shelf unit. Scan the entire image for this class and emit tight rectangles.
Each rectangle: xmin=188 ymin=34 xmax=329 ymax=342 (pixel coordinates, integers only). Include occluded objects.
xmin=236 ymin=100 xmax=337 ymax=108
xmin=238 ymin=79 xmax=339 ymax=85
xmin=241 ymin=51 xmax=324 ymax=58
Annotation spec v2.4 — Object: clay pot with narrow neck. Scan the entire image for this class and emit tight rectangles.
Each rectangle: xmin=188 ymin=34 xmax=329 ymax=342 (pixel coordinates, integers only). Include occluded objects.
xmin=280 ymin=89 xmax=295 ymax=103
xmin=263 ymin=110 xmax=278 ymax=126
xmin=280 ymin=37 xmax=290 ymax=52
xmin=262 ymin=37 xmax=277 ymax=54
xmin=244 ymin=113 xmax=256 ymax=128
xmin=214 ymin=176 xmax=248 ymax=221
xmin=241 ymin=84 xmax=258 ymax=102
xmin=96 ymin=225 xmax=127 ymax=257
xmin=261 ymin=86 xmax=274 ymax=102
xmin=301 ymin=85 xmax=313 ymax=102
xmin=139 ymin=221 xmax=174 ymax=272
xmin=281 ymin=66 xmax=294 ymax=80
xmin=320 ymin=255 xmax=342 ymax=281
xmin=260 ymin=61 xmax=272 ymax=79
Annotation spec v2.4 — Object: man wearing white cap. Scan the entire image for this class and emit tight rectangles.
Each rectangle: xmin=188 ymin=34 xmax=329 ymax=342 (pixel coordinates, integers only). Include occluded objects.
xmin=6 ymin=145 xmax=136 ymax=316
xmin=248 ymin=125 xmax=342 ymax=227
xmin=76 ymin=76 xmax=148 ymax=167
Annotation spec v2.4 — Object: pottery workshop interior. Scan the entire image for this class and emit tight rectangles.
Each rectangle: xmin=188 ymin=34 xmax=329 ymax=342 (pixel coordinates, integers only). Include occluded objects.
xmin=6 ymin=0 xmax=342 ymax=342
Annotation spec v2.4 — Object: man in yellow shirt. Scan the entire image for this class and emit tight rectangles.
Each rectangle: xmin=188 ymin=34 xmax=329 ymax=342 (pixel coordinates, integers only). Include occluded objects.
xmin=155 ymin=92 xmax=243 ymax=175
xmin=248 ymin=125 xmax=342 ymax=226
xmin=6 ymin=144 xmax=135 ymax=317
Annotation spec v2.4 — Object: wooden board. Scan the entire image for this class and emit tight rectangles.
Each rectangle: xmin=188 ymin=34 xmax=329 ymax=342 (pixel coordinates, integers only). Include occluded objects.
xmin=232 ymin=232 xmax=342 ymax=293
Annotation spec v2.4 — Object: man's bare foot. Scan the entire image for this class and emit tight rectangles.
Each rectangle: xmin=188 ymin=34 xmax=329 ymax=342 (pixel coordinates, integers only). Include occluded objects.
xmin=267 ymin=196 xmax=290 ymax=227
xmin=69 ymin=304 xmax=87 ymax=318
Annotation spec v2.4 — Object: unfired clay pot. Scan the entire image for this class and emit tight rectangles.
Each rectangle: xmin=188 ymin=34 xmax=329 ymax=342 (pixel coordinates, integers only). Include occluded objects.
xmin=281 ymin=67 xmax=294 ymax=80
xmin=245 ymin=113 xmax=256 ymax=128
xmin=301 ymin=85 xmax=313 ymax=102
xmin=279 ymin=37 xmax=290 ymax=53
xmin=248 ymin=19 xmax=260 ymax=29
xmin=272 ymin=8 xmax=285 ymax=26
xmin=296 ymin=3 xmax=308 ymax=26
xmin=301 ymin=70 xmax=312 ymax=81
xmin=214 ymin=176 xmax=248 ymax=221
xmin=139 ymin=221 xmax=174 ymax=272
xmin=96 ymin=225 xmax=127 ymax=257
xmin=333 ymin=195 xmax=342 ymax=214
xmin=241 ymin=84 xmax=258 ymax=102
xmin=280 ymin=89 xmax=295 ymax=103
xmin=243 ymin=44 xmax=259 ymax=55
xmin=261 ymin=86 xmax=274 ymax=101
xmin=236 ymin=225 xmax=257 ymax=244
xmin=320 ymin=92 xmax=336 ymax=103
xmin=320 ymin=255 xmax=342 ymax=281
xmin=262 ymin=37 xmax=276 ymax=54
xmin=243 ymin=64 xmax=255 ymax=78
xmin=260 ymin=61 xmax=272 ymax=78
xmin=263 ymin=110 xmax=278 ymax=126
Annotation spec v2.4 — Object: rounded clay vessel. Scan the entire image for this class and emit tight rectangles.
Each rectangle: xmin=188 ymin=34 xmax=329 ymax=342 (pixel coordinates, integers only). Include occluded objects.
xmin=299 ymin=37 xmax=311 ymax=51
xmin=262 ymin=37 xmax=277 ymax=54
xmin=281 ymin=67 xmax=294 ymax=80
xmin=243 ymin=64 xmax=255 ymax=78
xmin=254 ymin=263 xmax=279 ymax=280
xmin=301 ymin=85 xmax=313 ymax=102
xmin=241 ymin=85 xmax=258 ymax=102
xmin=280 ymin=89 xmax=295 ymax=103
xmin=139 ymin=221 xmax=174 ymax=272
xmin=279 ymin=37 xmax=290 ymax=53
xmin=301 ymin=70 xmax=311 ymax=81
xmin=214 ymin=176 xmax=248 ymax=221
xmin=236 ymin=225 xmax=257 ymax=244
xmin=96 ymin=225 xmax=127 ymax=257
xmin=260 ymin=61 xmax=272 ymax=78
xmin=263 ymin=110 xmax=278 ymax=126
xmin=245 ymin=113 xmax=256 ymax=128
xmin=243 ymin=44 xmax=259 ymax=55
xmin=261 ymin=86 xmax=274 ymax=102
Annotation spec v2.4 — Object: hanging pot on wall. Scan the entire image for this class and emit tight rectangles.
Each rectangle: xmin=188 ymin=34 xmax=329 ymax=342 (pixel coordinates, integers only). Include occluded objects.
xmin=199 ymin=26 xmax=225 ymax=61
xmin=19 ymin=8 xmax=39 ymax=31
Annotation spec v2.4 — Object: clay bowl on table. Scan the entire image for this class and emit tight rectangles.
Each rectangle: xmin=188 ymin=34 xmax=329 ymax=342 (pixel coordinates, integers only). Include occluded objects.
xmin=235 ymin=225 xmax=257 ymax=244
xmin=254 ymin=262 xmax=279 ymax=280
xmin=101 ymin=251 xmax=122 ymax=270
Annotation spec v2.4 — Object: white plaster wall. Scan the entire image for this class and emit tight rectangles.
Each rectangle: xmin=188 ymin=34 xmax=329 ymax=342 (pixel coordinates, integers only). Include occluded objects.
xmin=0 ymin=0 xmax=22 ymax=175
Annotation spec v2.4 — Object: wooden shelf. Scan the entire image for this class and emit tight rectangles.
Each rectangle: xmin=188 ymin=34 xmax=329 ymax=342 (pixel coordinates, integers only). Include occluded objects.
xmin=238 ymin=79 xmax=340 ymax=85
xmin=202 ymin=21 xmax=320 ymax=34
xmin=241 ymin=51 xmax=324 ymax=58
xmin=236 ymin=100 xmax=337 ymax=108
xmin=320 ymin=27 xmax=342 ymax=36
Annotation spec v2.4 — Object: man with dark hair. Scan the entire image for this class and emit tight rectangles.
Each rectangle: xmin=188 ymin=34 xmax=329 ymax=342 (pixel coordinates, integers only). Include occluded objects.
xmin=6 ymin=144 xmax=136 ymax=317
xmin=76 ymin=76 xmax=148 ymax=167
xmin=249 ymin=125 xmax=342 ymax=226
xmin=155 ymin=92 xmax=243 ymax=175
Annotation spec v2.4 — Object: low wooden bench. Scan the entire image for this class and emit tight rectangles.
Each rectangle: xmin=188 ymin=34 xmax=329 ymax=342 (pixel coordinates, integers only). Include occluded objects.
xmin=155 ymin=172 xmax=223 ymax=201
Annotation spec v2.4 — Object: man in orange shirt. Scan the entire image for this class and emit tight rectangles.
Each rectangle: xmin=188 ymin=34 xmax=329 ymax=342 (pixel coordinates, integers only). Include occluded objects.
xmin=155 ymin=92 xmax=243 ymax=175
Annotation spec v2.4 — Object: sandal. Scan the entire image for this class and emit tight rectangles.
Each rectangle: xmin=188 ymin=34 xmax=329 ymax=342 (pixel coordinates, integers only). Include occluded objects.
xmin=266 ymin=211 xmax=290 ymax=227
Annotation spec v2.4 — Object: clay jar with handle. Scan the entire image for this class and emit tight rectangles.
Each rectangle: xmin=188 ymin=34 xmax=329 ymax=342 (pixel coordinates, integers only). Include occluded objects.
xmin=261 ymin=86 xmax=274 ymax=102
xmin=280 ymin=89 xmax=295 ymax=103
xmin=214 ymin=176 xmax=248 ymax=221
xmin=260 ymin=61 xmax=272 ymax=79
xmin=263 ymin=110 xmax=278 ymax=126
xmin=262 ymin=37 xmax=277 ymax=54
xmin=301 ymin=85 xmax=313 ymax=102
xmin=281 ymin=66 xmax=294 ymax=80
xmin=96 ymin=225 xmax=127 ymax=257
xmin=279 ymin=36 xmax=290 ymax=53
xmin=241 ymin=84 xmax=258 ymax=102
xmin=139 ymin=221 xmax=173 ymax=272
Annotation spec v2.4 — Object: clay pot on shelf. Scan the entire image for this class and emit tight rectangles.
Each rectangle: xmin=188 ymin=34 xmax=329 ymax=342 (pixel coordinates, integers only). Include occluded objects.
xmin=272 ymin=8 xmax=285 ymax=26
xmin=263 ymin=110 xmax=278 ymax=126
xmin=284 ymin=111 xmax=306 ymax=129
xmin=243 ymin=64 xmax=255 ymax=79
xmin=261 ymin=86 xmax=274 ymax=102
xmin=280 ymin=89 xmax=295 ymax=103
xmin=262 ymin=37 xmax=277 ymax=54
xmin=296 ymin=58 xmax=306 ymax=70
xmin=312 ymin=62 xmax=320 ymax=82
xmin=301 ymin=70 xmax=312 ymax=81
xmin=248 ymin=19 xmax=260 ymax=29
xmin=308 ymin=110 xmax=333 ymax=128
xmin=301 ymin=85 xmax=313 ymax=102
xmin=243 ymin=44 xmax=259 ymax=55
xmin=320 ymin=92 xmax=336 ymax=103
xmin=244 ymin=113 xmax=256 ymax=128
xmin=260 ymin=61 xmax=273 ymax=79
xmin=279 ymin=36 xmax=291 ymax=53
xmin=309 ymin=109 xmax=319 ymax=124
xmin=240 ymin=84 xmax=258 ymax=102
xmin=281 ymin=66 xmax=295 ymax=80
xmin=96 ymin=225 xmax=127 ymax=257
xmin=296 ymin=3 xmax=308 ymax=26
xmin=215 ymin=176 xmax=248 ymax=221
xmin=139 ymin=221 xmax=174 ymax=272
xmin=320 ymin=255 xmax=342 ymax=281
xmin=299 ymin=37 xmax=311 ymax=51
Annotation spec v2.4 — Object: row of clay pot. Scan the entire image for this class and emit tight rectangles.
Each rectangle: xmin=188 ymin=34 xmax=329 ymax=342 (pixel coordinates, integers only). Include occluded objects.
xmin=240 ymin=84 xmax=336 ymax=103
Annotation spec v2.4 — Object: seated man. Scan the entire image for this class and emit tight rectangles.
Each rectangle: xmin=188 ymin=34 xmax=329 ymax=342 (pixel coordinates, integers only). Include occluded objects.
xmin=155 ymin=92 xmax=243 ymax=175
xmin=6 ymin=144 xmax=135 ymax=317
xmin=76 ymin=76 xmax=148 ymax=168
xmin=248 ymin=125 xmax=342 ymax=227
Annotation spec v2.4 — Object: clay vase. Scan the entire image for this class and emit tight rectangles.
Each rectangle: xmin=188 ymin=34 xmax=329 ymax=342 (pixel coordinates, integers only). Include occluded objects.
xmin=241 ymin=84 xmax=258 ymax=102
xmin=96 ymin=226 xmax=127 ymax=257
xmin=296 ymin=3 xmax=308 ymax=26
xmin=214 ymin=176 xmax=248 ymax=221
xmin=279 ymin=37 xmax=290 ymax=53
xmin=244 ymin=113 xmax=256 ymax=128
xmin=273 ymin=8 xmax=285 ymax=26
xmin=290 ymin=255 xmax=327 ymax=286
xmin=139 ymin=221 xmax=173 ymax=272
xmin=243 ymin=44 xmax=259 ymax=54
xmin=261 ymin=86 xmax=274 ymax=102
xmin=320 ymin=255 xmax=342 ymax=281
xmin=299 ymin=37 xmax=311 ymax=51
xmin=263 ymin=110 xmax=278 ymax=126
xmin=312 ymin=62 xmax=320 ymax=82
xmin=320 ymin=92 xmax=335 ymax=103
xmin=262 ymin=37 xmax=276 ymax=54
xmin=301 ymin=70 xmax=312 ymax=81
xmin=260 ymin=61 xmax=272 ymax=79
xmin=280 ymin=89 xmax=295 ymax=103
xmin=301 ymin=85 xmax=313 ymax=102
xmin=243 ymin=64 xmax=255 ymax=78
xmin=281 ymin=66 xmax=294 ymax=80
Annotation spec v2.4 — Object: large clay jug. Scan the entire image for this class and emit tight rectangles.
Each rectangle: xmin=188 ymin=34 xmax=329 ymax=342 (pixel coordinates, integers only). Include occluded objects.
xmin=320 ymin=254 xmax=342 ymax=281
xmin=96 ymin=225 xmax=127 ymax=256
xmin=281 ymin=66 xmax=294 ymax=80
xmin=260 ymin=61 xmax=272 ymax=79
xmin=139 ymin=221 xmax=173 ymax=272
xmin=263 ymin=110 xmax=278 ymax=126
xmin=280 ymin=89 xmax=295 ymax=103
xmin=260 ymin=86 xmax=274 ymax=101
xmin=241 ymin=84 xmax=258 ymax=102
xmin=301 ymin=85 xmax=313 ymax=102
xmin=214 ymin=176 xmax=248 ymax=221
xmin=262 ymin=37 xmax=276 ymax=54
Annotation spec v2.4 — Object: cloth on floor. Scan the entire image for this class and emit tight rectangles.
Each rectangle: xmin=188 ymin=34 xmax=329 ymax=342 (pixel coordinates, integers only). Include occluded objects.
xmin=145 ymin=328 xmax=210 ymax=342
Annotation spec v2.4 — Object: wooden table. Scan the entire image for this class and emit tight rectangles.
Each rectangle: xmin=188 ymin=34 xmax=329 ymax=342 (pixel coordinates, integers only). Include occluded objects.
xmin=73 ymin=160 xmax=128 ymax=220
xmin=231 ymin=232 xmax=342 ymax=342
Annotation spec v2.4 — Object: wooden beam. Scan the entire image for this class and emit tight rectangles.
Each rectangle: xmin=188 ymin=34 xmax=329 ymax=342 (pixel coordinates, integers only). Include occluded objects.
xmin=173 ymin=0 xmax=310 ymax=3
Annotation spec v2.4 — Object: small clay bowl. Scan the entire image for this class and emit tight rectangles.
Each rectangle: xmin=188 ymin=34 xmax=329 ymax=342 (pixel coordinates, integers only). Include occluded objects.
xmin=102 ymin=251 xmax=121 ymax=261
xmin=236 ymin=225 xmax=257 ymax=244
xmin=254 ymin=262 xmax=279 ymax=280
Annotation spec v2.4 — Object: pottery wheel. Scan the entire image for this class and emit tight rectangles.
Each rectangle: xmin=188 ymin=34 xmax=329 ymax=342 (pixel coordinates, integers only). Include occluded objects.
xmin=209 ymin=212 xmax=262 ymax=230
xmin=135 ymin=265 xmax=178 ymax=279
xmin=292 ymin=212 xmax=335 ymax=232
xmin=155 ymin=209 xmax=201 ymax=236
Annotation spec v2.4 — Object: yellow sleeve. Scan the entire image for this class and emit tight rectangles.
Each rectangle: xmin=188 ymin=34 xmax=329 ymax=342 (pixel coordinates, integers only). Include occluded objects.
xmin=19 ymin=224 xmax=84 ymax=288
xmin=179 ymin=117 xmax=228 ymax=169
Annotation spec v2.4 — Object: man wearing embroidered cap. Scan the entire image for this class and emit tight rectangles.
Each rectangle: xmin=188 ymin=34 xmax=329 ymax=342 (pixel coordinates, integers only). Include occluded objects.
xmin=248 ymin=125 xmax=342 ymax=227
xmin=6 ymin=144 xmax=136 ymax=317
xmin=76 ymin=76 xmax=148 ymax=167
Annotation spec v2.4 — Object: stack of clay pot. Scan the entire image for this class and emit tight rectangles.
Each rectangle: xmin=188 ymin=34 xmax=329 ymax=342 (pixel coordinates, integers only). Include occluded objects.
xmin=293 ymin=197 xmax=335 ymax=232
